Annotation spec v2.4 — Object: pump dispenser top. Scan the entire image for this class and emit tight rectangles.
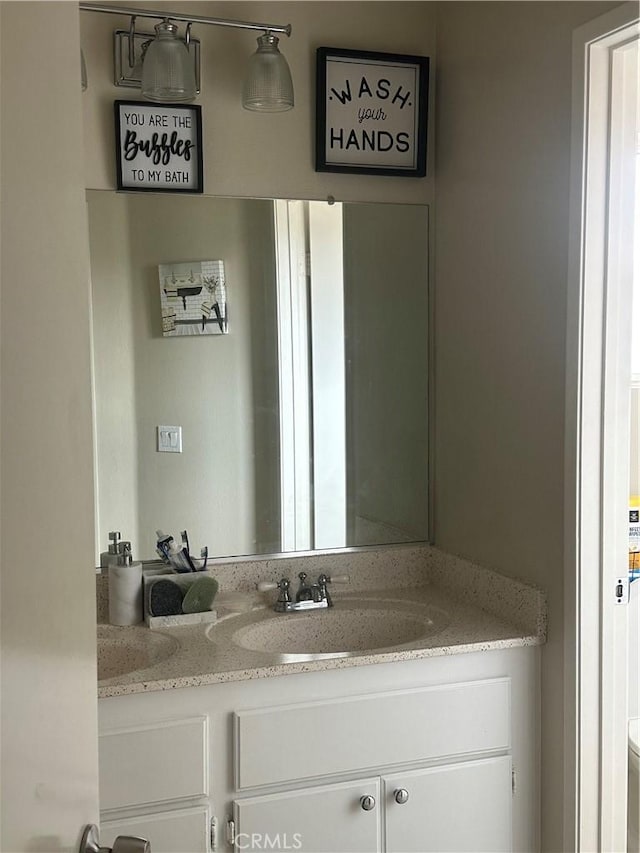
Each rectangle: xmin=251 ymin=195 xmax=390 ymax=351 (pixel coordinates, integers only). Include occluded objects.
xmin=100 ymin=531 xmax=121 ymax=568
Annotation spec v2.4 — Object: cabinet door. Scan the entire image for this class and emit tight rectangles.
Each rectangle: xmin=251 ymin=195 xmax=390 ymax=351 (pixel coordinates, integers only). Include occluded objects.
xmin=384 ymin=756 xmax=512 ymax=853
xmin=99 ymin=717 xmax=208 ymax=810
xmin=101 ymin=805 xmax=210 ymax=853
xmin=234 ymin=777 xmax=381 ymax=853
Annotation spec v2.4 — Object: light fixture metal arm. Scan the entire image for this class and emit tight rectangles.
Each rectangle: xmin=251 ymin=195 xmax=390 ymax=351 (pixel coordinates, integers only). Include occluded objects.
xmin=79 ymin=2 xmax=292 ymax=36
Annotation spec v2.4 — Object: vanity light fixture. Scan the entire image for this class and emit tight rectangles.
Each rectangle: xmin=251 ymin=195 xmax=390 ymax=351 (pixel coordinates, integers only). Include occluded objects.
xmin=140 ymin=19 xmax=196 ymax=103
xmin=243 ymin=33 xmax=294 ymax=112
xmin=79 ymin=2 xmax=294 ymax=111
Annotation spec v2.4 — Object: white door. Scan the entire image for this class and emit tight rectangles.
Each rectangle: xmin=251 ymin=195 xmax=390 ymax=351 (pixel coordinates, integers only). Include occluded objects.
xmin=233 ymin=778 xmax=381 ymax=853
xmin=383 ymin=757 xmax=512 ymax=853
xmin=567 ymin=4 xmax=639 ymax=850
xmin=0 ymin=3 xmax=100 ymax=851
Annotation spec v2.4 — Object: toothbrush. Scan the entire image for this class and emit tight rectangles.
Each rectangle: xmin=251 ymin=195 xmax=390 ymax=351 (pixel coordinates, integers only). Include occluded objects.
xmin=181 ymin=531 xmax=197 ymax=571
xmin=155 ymin=530 xmax=174 ymax=563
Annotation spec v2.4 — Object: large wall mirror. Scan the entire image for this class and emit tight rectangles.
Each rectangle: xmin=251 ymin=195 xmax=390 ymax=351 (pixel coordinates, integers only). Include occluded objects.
xmin=87 ymin=191 xmax=429 ymax=564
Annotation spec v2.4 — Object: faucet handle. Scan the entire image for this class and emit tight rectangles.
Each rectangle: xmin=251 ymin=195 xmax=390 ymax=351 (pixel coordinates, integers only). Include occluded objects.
xmin=257 ymin=578 xmax=290 ymax=595
xmin=317 ymin=573 xmax=350 ymax=585
xmin=316 ymin=573 xmax=349 ymax=608
xmin=258 ymin=578 xmax=292 ymax=611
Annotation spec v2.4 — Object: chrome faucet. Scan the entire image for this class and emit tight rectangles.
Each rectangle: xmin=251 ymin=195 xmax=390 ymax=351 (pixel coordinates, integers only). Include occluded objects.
xmin=296 ymin=572 xmax=322 ymax=603
xmin=257 ymin=573 xmax=350 ymax=612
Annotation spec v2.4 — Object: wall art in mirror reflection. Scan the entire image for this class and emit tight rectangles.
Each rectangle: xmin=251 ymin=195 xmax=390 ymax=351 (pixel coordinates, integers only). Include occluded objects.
xmin=159 ymin=260 xmax=227 ymax=336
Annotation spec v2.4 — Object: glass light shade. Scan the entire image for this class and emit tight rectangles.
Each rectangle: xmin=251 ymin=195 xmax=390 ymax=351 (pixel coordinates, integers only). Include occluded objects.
xmin=243 ymin=33 xmax=294 ymax=112
xmin=141 ymin=21 xmax=196 ymax=103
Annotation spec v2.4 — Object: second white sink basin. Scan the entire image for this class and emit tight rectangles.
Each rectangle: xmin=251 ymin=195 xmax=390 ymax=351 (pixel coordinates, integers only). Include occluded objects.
xmin=210 ymin=597 xmax=449 ymax=658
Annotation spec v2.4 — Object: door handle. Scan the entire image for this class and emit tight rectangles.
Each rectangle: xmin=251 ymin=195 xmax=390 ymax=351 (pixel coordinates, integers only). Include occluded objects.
xmin=80 ymin=824 xmax=150 ymax=853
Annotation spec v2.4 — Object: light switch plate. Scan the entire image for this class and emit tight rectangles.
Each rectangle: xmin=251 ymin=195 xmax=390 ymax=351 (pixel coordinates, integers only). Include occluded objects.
xmin=157 ymin=425 xmax=182 ymax=453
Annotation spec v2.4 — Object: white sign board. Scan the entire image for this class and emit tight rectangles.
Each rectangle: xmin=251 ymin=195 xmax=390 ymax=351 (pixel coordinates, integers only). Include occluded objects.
xmin=316 ymin=48 xmax=429 ymax=177
xmin=115 ymin=101 xmax=203 ymax=193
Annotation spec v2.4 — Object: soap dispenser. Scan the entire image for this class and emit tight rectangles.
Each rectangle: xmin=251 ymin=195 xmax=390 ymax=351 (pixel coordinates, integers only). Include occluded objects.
xmin=108 ymin=542 xmax=143 ymax=626
xmin=100 ymin=531 xmax=121 ymax=569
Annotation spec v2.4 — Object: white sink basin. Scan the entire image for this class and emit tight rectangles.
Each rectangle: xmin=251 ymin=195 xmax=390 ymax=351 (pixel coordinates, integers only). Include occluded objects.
xmin=209 ymin=597 xmax=449 ymax=659
xmin=97 ymin=625 xmax=179 ymax=680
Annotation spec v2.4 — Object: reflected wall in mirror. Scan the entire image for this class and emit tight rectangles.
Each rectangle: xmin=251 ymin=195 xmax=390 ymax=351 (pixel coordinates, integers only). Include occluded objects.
xmin=87 ymin=192 xmax=429 ymax=563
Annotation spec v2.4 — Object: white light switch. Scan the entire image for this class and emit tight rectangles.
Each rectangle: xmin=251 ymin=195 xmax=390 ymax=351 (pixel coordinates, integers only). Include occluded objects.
xmin=157 ymin=425 xmax=182 ymax=453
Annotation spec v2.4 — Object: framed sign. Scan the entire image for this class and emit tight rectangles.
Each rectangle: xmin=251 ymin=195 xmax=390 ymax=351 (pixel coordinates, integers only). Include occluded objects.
xmin=114 ymin=100 xmax=203 ymax=193
xmin=316 ymin=48 xmax=429 ymax=177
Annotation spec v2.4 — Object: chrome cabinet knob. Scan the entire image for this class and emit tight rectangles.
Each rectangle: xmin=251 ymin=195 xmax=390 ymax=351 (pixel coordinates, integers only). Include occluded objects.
xmin=394 ymin=788 xmax=409 ymax=804
xmin=360 ymin=794 xmax=376 ymax=811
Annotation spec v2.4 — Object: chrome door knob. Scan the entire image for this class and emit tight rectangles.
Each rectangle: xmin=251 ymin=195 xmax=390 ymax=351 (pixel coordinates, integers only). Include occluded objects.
xmin=360 ymin=794 xmax=376 ymax=811
xmin=112 ymin=838 xmax=150 ymax=853
xmin=394 ymin=788 xmax=410 ymax=804
xmin=80 ymin=824 xmax=150 ymax=853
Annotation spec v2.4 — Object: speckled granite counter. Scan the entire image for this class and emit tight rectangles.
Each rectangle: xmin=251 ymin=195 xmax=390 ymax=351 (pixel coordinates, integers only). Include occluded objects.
xmin=96 ymin=545 xmax=546 ymax=699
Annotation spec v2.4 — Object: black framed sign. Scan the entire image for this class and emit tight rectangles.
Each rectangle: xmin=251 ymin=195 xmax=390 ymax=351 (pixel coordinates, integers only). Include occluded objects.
xmin=316 ymin=48 xmax=429 ymax=177
xmin=114 ymin=100 xmax=203 ymax=193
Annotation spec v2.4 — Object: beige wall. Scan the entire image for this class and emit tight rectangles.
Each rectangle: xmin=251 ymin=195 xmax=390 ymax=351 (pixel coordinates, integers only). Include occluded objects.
xmin=0 ymin=3 xmax=100 ymax=849
xmin=433 ymin=3 xmax=616 ymax=849
xmin=88 ymin=192 xmax=279 ymax=562
xmin=80 ymin=1 xmax=436 ymax=203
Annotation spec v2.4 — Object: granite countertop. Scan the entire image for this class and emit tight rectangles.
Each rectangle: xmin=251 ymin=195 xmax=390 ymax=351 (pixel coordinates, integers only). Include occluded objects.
xmin=97 ymin=546 xmax=547 ymax=699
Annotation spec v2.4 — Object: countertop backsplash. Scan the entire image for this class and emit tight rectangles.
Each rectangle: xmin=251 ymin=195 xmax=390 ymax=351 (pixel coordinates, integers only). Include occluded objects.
xmin=95 ymin=543 xmax=546 ymax=641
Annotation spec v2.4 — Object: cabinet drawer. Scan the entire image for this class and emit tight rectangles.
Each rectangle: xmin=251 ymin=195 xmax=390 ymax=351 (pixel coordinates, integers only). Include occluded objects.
xmin=235 ymin=678 xmax=510 ymax=789
xmin=101 ymin=806 xmax=210 ymax=853
xmin=99 ymin=716 xmax=208 ymax=810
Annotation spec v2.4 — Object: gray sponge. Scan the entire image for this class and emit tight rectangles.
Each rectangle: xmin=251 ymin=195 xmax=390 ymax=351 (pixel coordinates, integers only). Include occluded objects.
xmin=149 ymin=579 xmax=184 ymax=616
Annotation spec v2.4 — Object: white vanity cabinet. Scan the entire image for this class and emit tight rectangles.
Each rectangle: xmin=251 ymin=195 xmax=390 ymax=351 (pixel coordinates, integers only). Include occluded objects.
xmin=231 ymin=677 xmax=513 ymax=853
xmin=98 ymin=646 xmax=539 ymax=852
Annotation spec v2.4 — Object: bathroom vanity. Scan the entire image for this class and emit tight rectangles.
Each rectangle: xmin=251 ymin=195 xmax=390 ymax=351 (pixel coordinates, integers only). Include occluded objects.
xmin=96 ymin=546 xmax=545 ymax=853
xmin=88 ymin=190 xmax=545 ymax=852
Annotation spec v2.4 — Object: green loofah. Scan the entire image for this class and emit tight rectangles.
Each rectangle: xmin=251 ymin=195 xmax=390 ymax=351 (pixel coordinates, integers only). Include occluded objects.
xmin=181 ymin=576 xmax=219 ymax=614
